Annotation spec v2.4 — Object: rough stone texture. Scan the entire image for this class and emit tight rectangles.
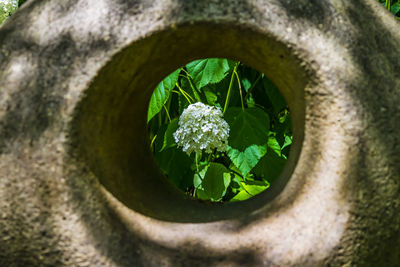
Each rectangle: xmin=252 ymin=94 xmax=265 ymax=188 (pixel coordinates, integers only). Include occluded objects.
xmin=0 ymin=0 xmax=399 ymax=266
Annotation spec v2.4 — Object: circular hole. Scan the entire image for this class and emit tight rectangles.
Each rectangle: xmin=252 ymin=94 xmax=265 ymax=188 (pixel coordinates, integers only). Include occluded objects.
xmin=147 ymin=58 xmax=292 ymax=202
xmin=72 ymin=24 xmax=306 ymax=222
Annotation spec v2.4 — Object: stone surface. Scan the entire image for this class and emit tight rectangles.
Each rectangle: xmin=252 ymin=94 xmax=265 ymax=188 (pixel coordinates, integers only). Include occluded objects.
xmin=0 ymin=0 xmax=399 ymax=266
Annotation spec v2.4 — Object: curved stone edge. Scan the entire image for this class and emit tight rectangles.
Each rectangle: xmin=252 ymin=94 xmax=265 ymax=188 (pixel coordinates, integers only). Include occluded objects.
xmin=0 ymin=0 xmax=399 ymax=266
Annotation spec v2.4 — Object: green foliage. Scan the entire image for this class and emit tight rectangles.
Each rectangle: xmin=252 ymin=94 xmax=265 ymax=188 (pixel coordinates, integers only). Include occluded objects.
xmin=147 ymin=69 xmax=180 ymax=122
xmin=227 ymin=144 xmax=267 ymax=177
xmin=378 ymin=0 xmax=400 ymax=17
xmin=230 ymin=179 xmax=270 ymax=201
xmin=225 ymin=107 xmax=270 ymax=151
xmin=186 ymin=58 xmax=231 ymax=89
xmin=155 ymin=146 xmax=193 ymax=189
xmin=0 ymin=1 xmax=18 ymax=25
xmin=148 ymin=58 xmax=292 ymax=202
xmin=194 ymin=163 xmax=231 ymax=201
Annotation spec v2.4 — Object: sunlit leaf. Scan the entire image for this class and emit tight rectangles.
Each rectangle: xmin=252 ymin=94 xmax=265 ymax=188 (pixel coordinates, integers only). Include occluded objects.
xmin=392 ymin=3 xmax=400 ymax=15
xmin=195 ymin=163 xmax=231 ymax=201
xmin=186 ymin=58 xmax=231 ymax=89
xmin=147 ymin=69 xmax=180 ymax=122
xmin=230 ymin=179 xmax=269 ymax=201
xmin=267 ymin=135 xmax=281 ymax=156
xmin=227 ymin=144 xmax=267 ymax=177
xmin=281 ymin=135 xmax=292 ymax=150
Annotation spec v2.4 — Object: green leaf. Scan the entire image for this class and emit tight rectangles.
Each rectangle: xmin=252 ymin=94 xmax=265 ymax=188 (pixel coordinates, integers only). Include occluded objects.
xmin=241 ymin=78 xmax=252 ymax=92
xmin=195 ymin=163 xmax=231 ymax=201
xmin=147 ymin=69 xmax=180 ymax=122
xmin=203 ymin=88 xmax=218 ymax=106
xmin=225 ymin=107 xmax=270 ymax=151
xmin=155 ymin=146 xmax=193 ymax=190
xmin=246 ymin=94 xmax=256 ymax=108
xmin=392 ymin=3 xmax=400 ymax=15
xmin=267 ymin=135 xmax=281 ymax=156
xmin=186 ymin=58 xmax=231 ymax=89
xmin=18 ymin=0 xmax=28 ymax=7
xmin=263 ymin=77 xmax=286 ymax=114
xmin=201 ymin=74 xmax=233 ymax=109
xmin=281 ymin=135 xmax=292 ymax=151
xmin=230 ymin=190 xmax=252 ymax=201
xmin=160 ymin=118 xmax=179 ymax=151
xmin=193 ymin=164 xmax=209 ymax=189
xmin=227 ymin=144 xmax=267 ymax=177
xmin=230 ymin=180 xmax=269 ymax=202
xmin=275 ymin=115 xmax=292 ymax=147
xmin=230 ymin=172 xmax=244 ymax=189
xmin=239 ymin=65 xmax=260 ymax=92
xmin=281 ymin=135 xmax=292 ymax=158
xmin=253 ymin=148 xmax=286 ymax=183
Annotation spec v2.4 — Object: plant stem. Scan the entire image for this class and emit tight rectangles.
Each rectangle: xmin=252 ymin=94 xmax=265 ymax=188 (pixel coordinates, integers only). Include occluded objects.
xmin=176 ymin=82 xmax=194 ymax=104
xmin=182 ymin=68 xmax=202 ymax=102
xmin=163 ymin=105 xmax=171 ymax=122
xmin=245 ymin=73 xmax=262 ymax=98
xmin=386 ymin=0 xmax=391 ymax=10
xmin=195 ymin=152 xmax=199 ymax=172
xmin=223 ymin=62 xmax=240 ymax=114
xmin=234 ymin=69 xmax=244 ymax=110
xmin=181 ymin=68 xmax=191 ymax=77
xmin=150 ymin=134 xmax=157 ymax=152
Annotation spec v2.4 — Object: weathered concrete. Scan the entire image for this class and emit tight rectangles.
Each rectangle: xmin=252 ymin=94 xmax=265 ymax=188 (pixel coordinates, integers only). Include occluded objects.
xmin=0 ymin=0 xmax=399 ymax=266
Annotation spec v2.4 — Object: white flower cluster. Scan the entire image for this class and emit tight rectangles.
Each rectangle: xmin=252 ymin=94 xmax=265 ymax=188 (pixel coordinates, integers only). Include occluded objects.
xmin=174 ymin=102 xmax=230 ymax=155
xmin=0 ymin=0 xmax=17 ymax=13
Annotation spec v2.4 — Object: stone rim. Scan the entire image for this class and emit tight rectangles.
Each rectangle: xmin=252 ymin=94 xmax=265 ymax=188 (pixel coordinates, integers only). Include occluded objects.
xmin=70 ymin=22 xmax=307 ymax=223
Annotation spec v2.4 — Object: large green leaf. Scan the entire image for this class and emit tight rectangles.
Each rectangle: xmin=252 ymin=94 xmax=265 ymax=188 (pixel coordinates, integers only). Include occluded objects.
xmin=230 ymin=179 xmax=269 ymax=202
xmin=147 ymin=69 xmax=180 ymax=122
xmin=253 ymin=147 xmax=286 ymax=183
xmin=227 ymin=144 xmax=267 ymax=177
xmin=263 ymin=77 xmax=286 ymax=114
xmin=155 ymin=146 xmax=193 ymax=190
xmin=225 ymin=107 xmax=270 ymax=151
xmin=186 ymin=58 xmax=231 ymax=89
xmin=392 ymin=3 xmax=400 ymax=15
xmin=194 ymin=163 xmax=231 ymax=201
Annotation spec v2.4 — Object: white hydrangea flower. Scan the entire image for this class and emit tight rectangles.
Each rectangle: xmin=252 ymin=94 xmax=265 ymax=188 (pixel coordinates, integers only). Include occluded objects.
xmin=174 ymin=102 xmax=230 ymax=155
xmin=0 ymin=0 xmax=18 ymax=22
xmin=0 ymin=0 xmax=18 ymax=11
